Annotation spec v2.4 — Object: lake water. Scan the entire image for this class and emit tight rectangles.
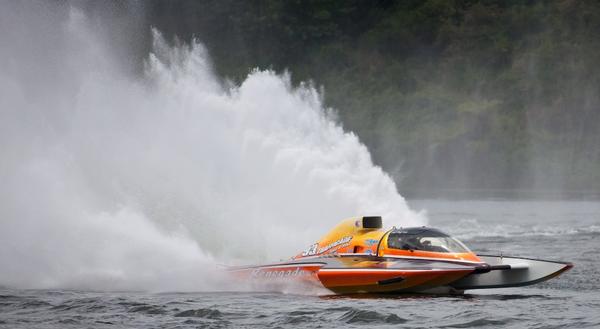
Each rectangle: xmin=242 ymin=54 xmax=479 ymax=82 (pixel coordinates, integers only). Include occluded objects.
xmin=1 ymin=200 xmax=599 ymax=328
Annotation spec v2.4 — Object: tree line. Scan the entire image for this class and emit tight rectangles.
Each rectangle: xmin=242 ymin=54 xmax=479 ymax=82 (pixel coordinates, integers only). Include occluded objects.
xmin=142 ymin=0 xmax=600 ymax=198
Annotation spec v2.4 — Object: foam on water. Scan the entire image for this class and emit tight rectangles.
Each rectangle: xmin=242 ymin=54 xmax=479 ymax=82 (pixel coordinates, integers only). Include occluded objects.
xmin=0 ymin=4 xmax=424 ymax=291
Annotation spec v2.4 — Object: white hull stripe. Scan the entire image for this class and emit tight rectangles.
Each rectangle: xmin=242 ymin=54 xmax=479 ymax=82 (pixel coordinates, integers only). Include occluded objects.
xmin=380 ymin=254 xmax=485 ymax=264
xmin=229 ymin=263 xmax=324 ymax=271
xmin=294 ymin=253 xmax=485 ymax=264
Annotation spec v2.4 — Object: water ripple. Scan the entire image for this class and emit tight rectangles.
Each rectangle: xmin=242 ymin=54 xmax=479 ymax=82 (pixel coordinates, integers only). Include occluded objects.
xmin=338 ymin=309 xmax=407 ymax=324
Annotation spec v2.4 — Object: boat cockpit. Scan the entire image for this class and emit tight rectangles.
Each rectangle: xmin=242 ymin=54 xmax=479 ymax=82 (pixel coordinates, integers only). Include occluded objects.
xmin=387 ymin=227 xmax=472 ymax=254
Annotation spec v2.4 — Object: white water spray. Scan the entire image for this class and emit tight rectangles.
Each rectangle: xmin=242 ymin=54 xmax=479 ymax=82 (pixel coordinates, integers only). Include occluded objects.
xmin=0 ymin=4 xmax=425 ymax=291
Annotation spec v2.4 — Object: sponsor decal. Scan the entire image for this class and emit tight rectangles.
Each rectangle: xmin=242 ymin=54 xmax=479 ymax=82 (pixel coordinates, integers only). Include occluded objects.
xmin=364 ymin=239 xmax=379 ymax=246
xmin=301 ymin=236 xmax=353 ymax=256
xmin=301 ymin=243 xmax=318 ymax=257
xmin=318 ymin=235 xmax=353 ymax=254
xmin=251 ymin=267 xmax=309 ymax=279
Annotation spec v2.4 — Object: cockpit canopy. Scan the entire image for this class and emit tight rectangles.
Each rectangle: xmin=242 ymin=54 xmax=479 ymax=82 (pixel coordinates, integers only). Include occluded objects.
xmin=387 ymin=227 xmax=471 ymax=254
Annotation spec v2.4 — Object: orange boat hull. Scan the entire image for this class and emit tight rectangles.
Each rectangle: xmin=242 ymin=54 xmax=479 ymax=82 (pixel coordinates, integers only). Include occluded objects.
xmin=228 ymin=256 xmax=477 ymax=294
xmin=317 ymin=268 xmax=472 ymax=294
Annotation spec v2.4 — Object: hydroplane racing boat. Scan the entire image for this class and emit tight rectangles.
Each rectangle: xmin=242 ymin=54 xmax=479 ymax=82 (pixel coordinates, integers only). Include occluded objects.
xmin=228 ymin=216 xmax=573 ymax=294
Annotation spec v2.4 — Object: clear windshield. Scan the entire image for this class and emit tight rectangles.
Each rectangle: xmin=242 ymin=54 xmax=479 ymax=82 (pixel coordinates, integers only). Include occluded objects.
xmin=387 ymin=232 xmax=471 ymax=253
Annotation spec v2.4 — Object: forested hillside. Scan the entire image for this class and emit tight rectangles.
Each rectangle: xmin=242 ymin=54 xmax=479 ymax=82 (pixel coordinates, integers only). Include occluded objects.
xmin=140 ymin=0 xmax=600 ymax=198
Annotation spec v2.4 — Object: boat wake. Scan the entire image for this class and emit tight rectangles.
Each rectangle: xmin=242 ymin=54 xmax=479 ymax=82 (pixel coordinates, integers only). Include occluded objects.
xmin=0 ymin=3 xmax=423 ymax=291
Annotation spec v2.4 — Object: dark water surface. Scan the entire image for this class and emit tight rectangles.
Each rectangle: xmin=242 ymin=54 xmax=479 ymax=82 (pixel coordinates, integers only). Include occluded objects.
xmin=1 ymin=200 xmax=599 ymax=328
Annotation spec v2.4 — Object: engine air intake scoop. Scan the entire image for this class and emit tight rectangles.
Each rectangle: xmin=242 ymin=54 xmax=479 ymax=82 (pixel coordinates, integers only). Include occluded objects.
xmin=360 ymin=216 xmax=383 ymax=229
